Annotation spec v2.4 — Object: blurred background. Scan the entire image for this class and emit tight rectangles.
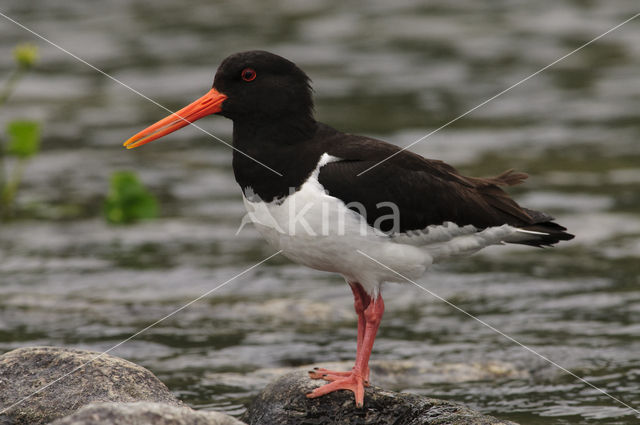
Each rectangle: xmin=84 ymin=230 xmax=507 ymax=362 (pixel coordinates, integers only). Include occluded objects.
xmin=1 ymin=1 xmax=639 ymax=424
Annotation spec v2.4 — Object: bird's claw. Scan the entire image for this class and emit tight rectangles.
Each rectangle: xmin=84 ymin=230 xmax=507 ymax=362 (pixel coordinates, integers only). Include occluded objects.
xmin=308 ymin=368 xmax=352 ymax=380
xmin=306 ymin=371 xmax=367 ymax=408
xmin=308 ymin=367 xmax=370 ymax=385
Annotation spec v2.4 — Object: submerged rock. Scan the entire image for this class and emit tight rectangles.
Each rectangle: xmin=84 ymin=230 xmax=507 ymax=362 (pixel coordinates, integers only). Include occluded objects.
xmin=369 ymin=359 xmax=528 ymax=386
xmin=0 ymin=346 xmax=517 ymax=425
xmin=242 ymin=370 xmax=517 ymax=425
xmin=49 ymin=402 xmax=244 ymax=425
xmin=204 ymin=359 xmax=528 ymax=394
xmin=0 ymin=346 xmax=181 ymax=424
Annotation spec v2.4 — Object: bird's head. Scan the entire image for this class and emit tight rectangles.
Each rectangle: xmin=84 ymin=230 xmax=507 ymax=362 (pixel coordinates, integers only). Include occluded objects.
xmin=123 ymin=50 xmax=314 ymax=149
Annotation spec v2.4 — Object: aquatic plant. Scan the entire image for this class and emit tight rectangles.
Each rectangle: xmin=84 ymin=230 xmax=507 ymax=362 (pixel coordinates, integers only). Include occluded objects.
xmin=104 ymin=170 xmax=158 ymax=224
xmin=0 ymin=43 xmax=40 ymax=220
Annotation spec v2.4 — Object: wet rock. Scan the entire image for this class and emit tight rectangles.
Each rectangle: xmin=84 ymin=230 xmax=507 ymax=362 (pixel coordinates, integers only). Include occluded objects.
xmin=242 ymin=370 xmax=517 ymax=425
xmin=0 ymin=346 xmax=181 ymax=425
xmin=49 ymin=402 xmax=245 ymax=425
xmin=204 ymin=359 xmax=528 ymax=394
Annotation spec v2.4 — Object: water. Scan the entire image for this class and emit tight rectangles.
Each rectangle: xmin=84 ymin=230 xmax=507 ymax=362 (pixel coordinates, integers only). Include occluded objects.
xmin=1 ymin=1 xmax=640 ymax=424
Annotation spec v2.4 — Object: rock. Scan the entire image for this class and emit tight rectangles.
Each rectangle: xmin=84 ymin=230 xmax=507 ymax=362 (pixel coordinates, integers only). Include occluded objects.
xmin=204 ymin=360 xmax=528 ymax=394
xmin=242 ymin=370 xmax=517 ymax=425
xmin=48 ymin=402 xmax=245 ymax=425
xmin=0 ymin=346 xmax=181 ymax=425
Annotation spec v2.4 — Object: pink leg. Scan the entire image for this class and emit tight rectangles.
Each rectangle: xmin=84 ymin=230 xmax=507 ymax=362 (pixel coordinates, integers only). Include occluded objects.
xmin=307 ymin=289 xmax=384 ymax=408
xmin=309 ymin=282 xmax=371 ymax=383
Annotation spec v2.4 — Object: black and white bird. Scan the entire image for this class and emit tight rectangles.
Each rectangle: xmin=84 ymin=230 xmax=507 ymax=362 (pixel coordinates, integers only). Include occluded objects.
xmin=124 ymin=50 xmax=574 ymax=408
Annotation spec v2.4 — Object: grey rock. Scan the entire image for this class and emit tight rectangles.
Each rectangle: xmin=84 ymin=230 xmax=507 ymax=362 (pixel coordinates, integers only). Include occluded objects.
xmin=0 ymin=346 xmax=181 ymax=425
xmin=49 ymin=402 xmax=245 ymax=425
xmin=204 ymin=360 xmax=528 ymax=394
xmin=242 ymin=370 xmax=518 ymax=425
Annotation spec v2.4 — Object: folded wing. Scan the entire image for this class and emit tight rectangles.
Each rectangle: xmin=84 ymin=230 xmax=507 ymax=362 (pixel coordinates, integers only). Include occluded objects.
xmin=315 ymin=124 xmax=574 ymax=246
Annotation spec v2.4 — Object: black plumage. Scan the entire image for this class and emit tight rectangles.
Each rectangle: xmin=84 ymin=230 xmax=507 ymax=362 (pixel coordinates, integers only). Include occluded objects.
xmin=218 ymin=51 xmax=574 ymax=246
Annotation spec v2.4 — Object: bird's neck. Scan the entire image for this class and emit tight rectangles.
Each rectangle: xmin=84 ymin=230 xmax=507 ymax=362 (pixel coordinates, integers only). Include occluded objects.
xmin=231 ymin=116 xmax=323 ymax=202
xmin=233 ymin=113 xmax=316 ymax=144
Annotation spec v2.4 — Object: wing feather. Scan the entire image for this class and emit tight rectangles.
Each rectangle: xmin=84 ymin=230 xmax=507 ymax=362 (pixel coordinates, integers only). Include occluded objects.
xmin=313 ymin=123 xmax=574 ymax=246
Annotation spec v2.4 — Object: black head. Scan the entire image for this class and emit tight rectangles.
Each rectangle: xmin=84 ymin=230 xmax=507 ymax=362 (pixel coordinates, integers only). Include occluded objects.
xmin=213 ymin=51 xmax=314 ymax=125
xmin=123 ymin=50 xmax=316 ymax=149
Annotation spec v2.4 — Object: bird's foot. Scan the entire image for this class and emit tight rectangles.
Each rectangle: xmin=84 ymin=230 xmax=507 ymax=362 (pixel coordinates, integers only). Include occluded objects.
xmin=306 ymin=370 xmax=368 ymax=408
xmin=308 ymin=367 xmax=370 ymax=386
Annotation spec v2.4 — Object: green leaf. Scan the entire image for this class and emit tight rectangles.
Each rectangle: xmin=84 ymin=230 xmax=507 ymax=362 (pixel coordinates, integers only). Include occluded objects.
xmin=104 ymin=171 xmax=159 ymax=224
xmin=6 ymin=120 xmax=41 ymax=158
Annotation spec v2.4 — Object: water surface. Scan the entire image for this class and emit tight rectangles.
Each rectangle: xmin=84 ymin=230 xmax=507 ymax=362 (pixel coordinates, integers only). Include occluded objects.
xmin=1 ymin=1 xmax=640 ymax=424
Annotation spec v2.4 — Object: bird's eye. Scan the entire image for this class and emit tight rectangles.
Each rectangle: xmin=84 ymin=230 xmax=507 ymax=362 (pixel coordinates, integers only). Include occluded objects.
xmin=241 ymin=68 xmax=257 ymax=82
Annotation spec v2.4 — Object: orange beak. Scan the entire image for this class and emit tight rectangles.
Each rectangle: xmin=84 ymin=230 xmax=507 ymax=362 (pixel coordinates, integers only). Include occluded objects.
xmin=123 ymin=88 xmax=227 ymax=149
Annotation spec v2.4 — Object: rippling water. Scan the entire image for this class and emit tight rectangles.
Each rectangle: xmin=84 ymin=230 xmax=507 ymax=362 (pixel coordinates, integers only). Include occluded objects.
xmin=1 ymin=1 xmax=639 ymax=424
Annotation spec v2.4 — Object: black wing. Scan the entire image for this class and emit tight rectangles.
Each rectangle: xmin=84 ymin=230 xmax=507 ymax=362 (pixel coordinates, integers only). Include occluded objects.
xmin=315 ymin=124 xmax=574 ymax=246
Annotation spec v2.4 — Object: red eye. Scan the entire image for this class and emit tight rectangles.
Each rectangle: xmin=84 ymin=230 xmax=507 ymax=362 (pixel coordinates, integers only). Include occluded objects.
xmin=241 ymin=68 xmax=256 ymax=82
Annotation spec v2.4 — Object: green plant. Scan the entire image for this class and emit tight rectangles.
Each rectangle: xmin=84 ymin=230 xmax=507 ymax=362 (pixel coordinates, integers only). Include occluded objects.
xmin=104 ymin=171 xmax=159 ymax=224
xmin=0 ymin=43 xmax=40 ymax=220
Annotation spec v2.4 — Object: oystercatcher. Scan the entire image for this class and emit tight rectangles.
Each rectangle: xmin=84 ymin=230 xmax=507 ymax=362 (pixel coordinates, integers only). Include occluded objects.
xmin=124 ymin=50 xmax=574 ymax=407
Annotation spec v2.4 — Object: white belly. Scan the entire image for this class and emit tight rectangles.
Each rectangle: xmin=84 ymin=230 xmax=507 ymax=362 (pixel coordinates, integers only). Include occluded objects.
xmin=242 ymin=178 xmax=428 ymax=296
xmin=240 ymin=153 xmax=524 ymax=295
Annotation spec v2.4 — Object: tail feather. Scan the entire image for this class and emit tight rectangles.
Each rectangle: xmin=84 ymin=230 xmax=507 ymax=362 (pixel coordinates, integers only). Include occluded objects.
xmin=512 ymin=217 xmax=575 ymax=247
xmin=468 ymin=172 xmax=574 ymax=247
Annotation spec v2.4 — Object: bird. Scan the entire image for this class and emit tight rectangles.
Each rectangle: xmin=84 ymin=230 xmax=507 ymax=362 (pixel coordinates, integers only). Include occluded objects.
xmin=123 ymin=50 xmax=574 ymax=408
